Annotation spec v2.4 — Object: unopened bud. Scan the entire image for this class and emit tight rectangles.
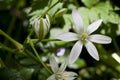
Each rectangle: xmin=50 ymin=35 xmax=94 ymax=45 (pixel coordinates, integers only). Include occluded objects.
xmin=33 ymin=14 xmax=51 ymax=40
xmin=54 ymin=8 xmax=67 ymax=18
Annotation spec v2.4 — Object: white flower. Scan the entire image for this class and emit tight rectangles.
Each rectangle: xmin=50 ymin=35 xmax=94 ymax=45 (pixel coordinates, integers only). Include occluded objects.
xmin=47 ymin=55 xmax=77 ymax=80
xmin=55 ymin=10 xmax=112 ymax=64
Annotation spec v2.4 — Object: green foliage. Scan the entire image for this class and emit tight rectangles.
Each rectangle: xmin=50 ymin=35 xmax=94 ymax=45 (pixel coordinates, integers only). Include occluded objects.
xmin=0 ymin=68 xmax=25 ymax=80
xmin=81 ymin=0 xmax=100 ymax=7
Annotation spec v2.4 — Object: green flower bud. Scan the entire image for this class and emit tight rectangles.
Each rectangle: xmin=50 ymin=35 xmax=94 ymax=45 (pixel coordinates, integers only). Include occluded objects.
xmin=33 ymin=14 xmax=51 ymax=40
xmin=54 ymin=8 xmax=67 ymax=18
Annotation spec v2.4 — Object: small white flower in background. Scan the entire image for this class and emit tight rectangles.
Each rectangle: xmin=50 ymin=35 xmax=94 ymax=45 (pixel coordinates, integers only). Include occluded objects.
xmin=56 ymin=10 xmax=112 ymax=64
xmin=47 ymin=55 xmax=77 ymax=80
xmin=32 ymin=15 xmax=51 ymax=40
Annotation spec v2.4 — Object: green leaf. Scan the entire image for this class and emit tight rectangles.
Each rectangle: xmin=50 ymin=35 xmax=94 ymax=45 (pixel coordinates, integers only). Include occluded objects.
xmin=108 ymin=12 xmax=120 ymax=24
xmin=20 ymin=68 xmax=34 ymax=80
xmin=54 ymin=8 xmax=67 ymax=18
xmin=62 ymin=14 xmax=72 ymax=32
xmin=0 ymin=68 xmax=25 ymax=80
xmin=89 ymin=9 xmax=99 ymax=22
xmin=48 ymin=2 xmax=63 ymax=16
xmin=81 ymin=0 xmax=100 ymax=7
xmin=94 ymin=1 xmax=113 ymax=13
xmin=20 ymin=58 xmax=37 ymax=67
xmin=31 ymin=0 xmax=50 ymax=10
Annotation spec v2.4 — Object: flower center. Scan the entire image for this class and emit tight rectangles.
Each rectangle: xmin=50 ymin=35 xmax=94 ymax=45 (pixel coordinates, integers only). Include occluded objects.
xmin=81 ymin=33 xmax=88 ymax=40
xmin=57 ymin=72 xmax=68 ymax=79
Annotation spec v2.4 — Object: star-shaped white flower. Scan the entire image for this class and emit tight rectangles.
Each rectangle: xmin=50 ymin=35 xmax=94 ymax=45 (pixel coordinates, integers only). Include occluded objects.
xmin=47 ymin=55 xmax=77 ymax=80
xmin=56 ymin=10 xmax=112 ymax=64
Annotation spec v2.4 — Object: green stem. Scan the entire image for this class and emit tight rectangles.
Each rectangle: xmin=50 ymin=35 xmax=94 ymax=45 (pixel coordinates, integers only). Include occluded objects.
xmin=24 ymin=49 xmax=39 ymax=62
xmin=23 ymin=28 xmax=34 ymax=45
xmin=42 ymin=39 xmax=60 ymax=42
xmin=30 ymin=39 xmax=60 ymax=44
xmin=29 ymin=38 xmax=52 ymax=74
xmin=0 ymin=29 xmax=23 ymax=51
xmin=0 ymin=42 xmax=17 ymax=54
xmin=113 ymin=38 xmax=120 ymax=53
xmin=41 ymin=0 xmax=60 ymax=18
xmin=0 ymin=41 xmax=42 ymax=65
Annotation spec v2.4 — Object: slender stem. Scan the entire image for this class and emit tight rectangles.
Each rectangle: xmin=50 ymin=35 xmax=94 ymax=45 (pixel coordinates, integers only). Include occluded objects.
xmin=0 ymin=29 xmax=23 ymax=51
xmin=42 ymin=39 xmax=60 ymax=42
xmin=30 ymin=39 xmax=60 ymax=44
xmin=24 ymin=49 xmax=39 ymax=62
xmin=0 ymin=41 xmax=42 ymax=65
xmin=29 ymin=38 xmax=52 ymax=74
xmin=0 ymin=42 xmax=17 ymax=54
xmin=23 ymin=28 xmax=34 ymax=45
xmin=41 ymin=0 xmax=60 ymax=18
xmin=113 ymin=38 xmax=120 ymax=53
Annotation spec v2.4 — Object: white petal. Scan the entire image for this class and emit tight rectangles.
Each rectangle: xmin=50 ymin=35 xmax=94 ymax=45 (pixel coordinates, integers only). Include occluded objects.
xmin=89 ymin=34 xmax=112 ymax=44
xmin=42 ymin=18 xmax=48 ymax=37
xmin=63 ymin=71 xmax=77 ymax=80
xmin=72 ymin=10 xmax=84 ymax=33
xmin=55 ymin=32 xmax=78 ymax=42
xmin=33 ymin=18 xmax=40 ymax=37
xmin=69 ymin=41 xmax=83 ymax=64
xmin=58 ymin=60 xmax=67 ymax=73
xmin=87 ymin=19 xmax=102 ymax=34
xmin=50 ymin=55 xmax=59 ymax=73
xmin=64 ymin=71 xmax=78 ymax=76
xmin=47 ymin=74 xmax=56 ymax=80
xmin=46 ymin=14 xmax=51 ymax=28
xmin=85 ymin=41 xmax=99 ymax=61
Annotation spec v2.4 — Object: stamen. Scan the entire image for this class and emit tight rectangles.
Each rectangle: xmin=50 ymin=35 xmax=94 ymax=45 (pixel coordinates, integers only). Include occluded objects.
xmin=81 ymin=33 xmax=88 ymax=40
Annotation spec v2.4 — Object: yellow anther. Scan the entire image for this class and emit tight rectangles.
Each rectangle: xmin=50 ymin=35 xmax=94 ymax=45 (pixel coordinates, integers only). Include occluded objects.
xmin=81 ymin=33 xmax=88 ymax=40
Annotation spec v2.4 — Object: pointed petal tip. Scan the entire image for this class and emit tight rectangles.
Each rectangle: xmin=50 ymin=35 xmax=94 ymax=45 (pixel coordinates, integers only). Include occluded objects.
xmin=109 ymin=37 xmax=112 ymax=43
xmin=85 ymin=41 xmax=100 ymax=61
xmin=89 ymin=34 xmax=112 ymax=44
xmin=72 ymin=9 xmax=77 ymax=13
xmin=96 ymin=57 xmax=99 ymax=61
xmin=99 ymin=19 xmax=103 ymax=22
xmin=68 ymin=41 xmax=83 ymax=64
xmin=93 ymin=55 xmax=99 ymax=61
xmin=87 ymin=19 xmax=103 ymax=34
